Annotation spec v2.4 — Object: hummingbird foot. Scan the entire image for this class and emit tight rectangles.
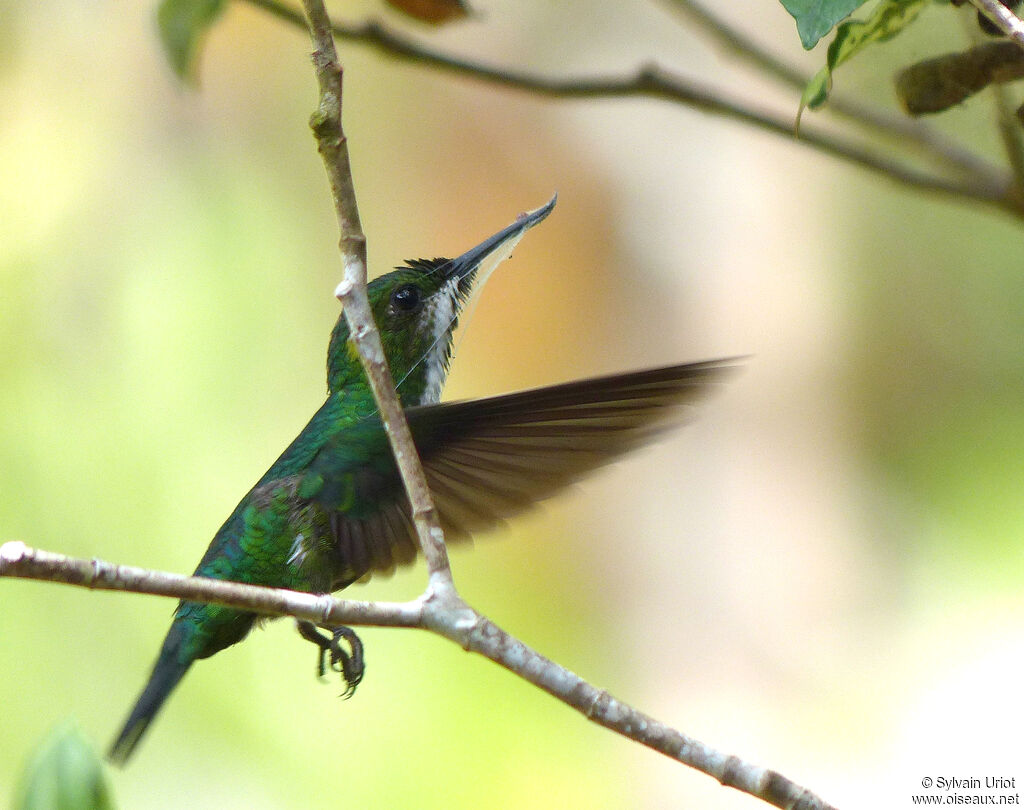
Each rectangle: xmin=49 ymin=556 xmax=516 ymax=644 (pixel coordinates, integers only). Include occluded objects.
xmin=295 ymin=620 xmax=365 ymax=698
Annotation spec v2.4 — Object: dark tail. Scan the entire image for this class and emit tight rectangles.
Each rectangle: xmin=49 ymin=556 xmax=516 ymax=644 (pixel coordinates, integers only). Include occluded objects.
xmin=109 ymin=621 xmax=194 ymax=766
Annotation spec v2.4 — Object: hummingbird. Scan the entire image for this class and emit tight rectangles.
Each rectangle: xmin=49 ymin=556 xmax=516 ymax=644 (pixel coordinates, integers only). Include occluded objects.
xmin=109 ymin=196 xmax=734 ymax=764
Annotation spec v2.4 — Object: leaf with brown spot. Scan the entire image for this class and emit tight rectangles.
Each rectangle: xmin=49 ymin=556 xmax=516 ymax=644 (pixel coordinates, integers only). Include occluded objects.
xmin=384 ymin=0 xmax=471 ymax=24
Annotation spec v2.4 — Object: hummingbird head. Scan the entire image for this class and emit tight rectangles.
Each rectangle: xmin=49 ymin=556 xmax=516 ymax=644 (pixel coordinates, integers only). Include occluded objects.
xmin=327 ymin=196 xmax=556 ymax=405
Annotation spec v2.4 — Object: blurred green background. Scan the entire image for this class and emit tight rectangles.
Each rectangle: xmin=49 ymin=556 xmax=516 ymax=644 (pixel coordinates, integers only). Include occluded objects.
xmin=2 ymin=1 xmax=1024 ymax=807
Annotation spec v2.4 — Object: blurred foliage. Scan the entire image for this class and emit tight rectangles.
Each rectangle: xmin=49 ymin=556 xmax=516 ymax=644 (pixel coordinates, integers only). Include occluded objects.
xmin=895 ymin=41 xmax=1024 ymax=114
xmin=780 ymin=0 xmax=868 ymax=48
xmin=801 ymin=0 xmax=930 ymax=110
xmin=849 ymin=192 xmax=1024 ymax=590
xmin=383 ymin=0 xmax=472 ymax=24
xmin=157 ymin=0 xmax=226 ymax=80
xmin=14 ymin=722 xmax=114 ymax=810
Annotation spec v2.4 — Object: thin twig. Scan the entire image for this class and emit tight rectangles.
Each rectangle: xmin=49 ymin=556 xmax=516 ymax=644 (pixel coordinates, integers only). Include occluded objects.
xmin=661 ymin=0 xmax=1002 ymax=181
xmin=991 ymin=79 xmax=1024 ymax=194
xmin=959 ymin=7 xmax=1024 ymax=198
xmin=298 ymin=0 xmax=454 ymax=588
xmin=0 ymin=541 xmax=839 ymax=810
xmin=957 ymin=5 xmax=1024 ymax=214
xmin=0 ymin=542 xmax=421 ymax=627
xmin=970 ymin=0 xmax=1024 ymax=47
xmin=660 ymin=0 xmax=807 ymax=87
xmin=240 ymin=0 xmax=1019 ymax=216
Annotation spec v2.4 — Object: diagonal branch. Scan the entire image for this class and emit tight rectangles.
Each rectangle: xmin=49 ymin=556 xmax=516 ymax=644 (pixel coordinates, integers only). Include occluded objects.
xmin=240 ymin=0 xmax=1019 ymax=216
xmin=298 ymin=0 xmax=454 ymax=588
xmin=661 ymin=0 xmax=1001 ymax=181
xmin=954 ymin=9 xmax=1024 ymax=202
xmin=0 ymin=541 xmax=839 ymax=810
xmin=992 ymin=82 xmax=1024 ymax=192
xmin=970 ymin=0 xmax=1024 ymax=46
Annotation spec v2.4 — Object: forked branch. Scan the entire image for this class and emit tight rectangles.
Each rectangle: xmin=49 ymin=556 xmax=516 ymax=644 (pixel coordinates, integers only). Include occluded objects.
xmin=1 ymin=541 xmax=838 ymax=810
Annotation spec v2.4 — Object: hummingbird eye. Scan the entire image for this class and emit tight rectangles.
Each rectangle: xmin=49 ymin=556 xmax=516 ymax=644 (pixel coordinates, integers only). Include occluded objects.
xmin=390 ymin=284 xmax=421 ymax=313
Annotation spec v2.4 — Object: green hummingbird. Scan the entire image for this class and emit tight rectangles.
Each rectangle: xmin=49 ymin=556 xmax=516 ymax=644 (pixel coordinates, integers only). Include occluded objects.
xmin=109 ymin=196 xmax=733 ymax=764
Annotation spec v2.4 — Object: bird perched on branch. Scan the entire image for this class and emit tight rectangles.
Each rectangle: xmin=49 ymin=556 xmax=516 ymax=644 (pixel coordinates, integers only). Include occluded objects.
xmin=110 ymin=195 xmax=735 ymax=764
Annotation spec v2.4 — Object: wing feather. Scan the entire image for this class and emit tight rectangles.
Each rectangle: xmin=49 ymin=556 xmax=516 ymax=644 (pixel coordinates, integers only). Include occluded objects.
xmin=327 ymin=359 xmax=737 ymax=584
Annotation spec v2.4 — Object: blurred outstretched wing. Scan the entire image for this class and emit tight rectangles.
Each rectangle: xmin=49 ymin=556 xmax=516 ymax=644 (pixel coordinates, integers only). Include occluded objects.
xmin=327 ymin=359 xmax=739 ymax=586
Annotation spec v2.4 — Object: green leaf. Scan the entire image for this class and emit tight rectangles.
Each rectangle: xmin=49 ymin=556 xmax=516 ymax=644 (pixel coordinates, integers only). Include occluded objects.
xmin=780 ymin=0 xmax=868 ymax=49
xmin=15 ymin=721 xmax=114 ymax=810
xmin=800 ymin=67 xmax=831 ymax=112
xmin=800 ymin=0 xmax=930 ymax=112
xmin=157 ymin=0 xmax=227 ymax=82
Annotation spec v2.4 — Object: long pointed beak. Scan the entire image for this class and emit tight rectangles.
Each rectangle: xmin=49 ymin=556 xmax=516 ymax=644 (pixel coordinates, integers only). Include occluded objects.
xmin=445 ymin=194 xmax=557 ymax=282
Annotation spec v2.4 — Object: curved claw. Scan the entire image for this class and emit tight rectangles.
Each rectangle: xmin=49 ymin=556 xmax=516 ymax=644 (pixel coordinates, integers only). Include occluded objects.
xmin=295 ymin=619 xmax=365 ymax=696
xmin=329 ymin=626 xmax=364 ymax=698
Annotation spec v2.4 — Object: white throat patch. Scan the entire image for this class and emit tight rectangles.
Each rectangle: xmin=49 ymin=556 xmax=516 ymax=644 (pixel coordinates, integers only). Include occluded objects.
xmin=418 ymin=278 xmax=459 ymax=405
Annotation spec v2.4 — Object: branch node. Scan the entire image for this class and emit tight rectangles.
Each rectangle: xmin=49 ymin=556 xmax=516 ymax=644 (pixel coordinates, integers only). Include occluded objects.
xmin=87 ymin=556 xmax=103 ymax=587
xmin=583 ymin=687 xmax=612 ymax=719
xmin=317 ymin=592 xmax=336 ymax=624
xmin=637 ymin=62 xmax=660 ymax=86
xmin=456 ymin=611 xmax=485 ymax=650
xmin=718 ymin=755 xmax=746 ymax=789
xmin=0 ymin=540 xmax=28 ymax=565
xmin=352 ymin=320 xmax=375 ymax=341
xmin=334 ymin=278 xmax=354 ymax=299
xmin=412 ymin=504 xmax=439 ymax=525
xmin=309 ymin=109 xmax=332 ymax=136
